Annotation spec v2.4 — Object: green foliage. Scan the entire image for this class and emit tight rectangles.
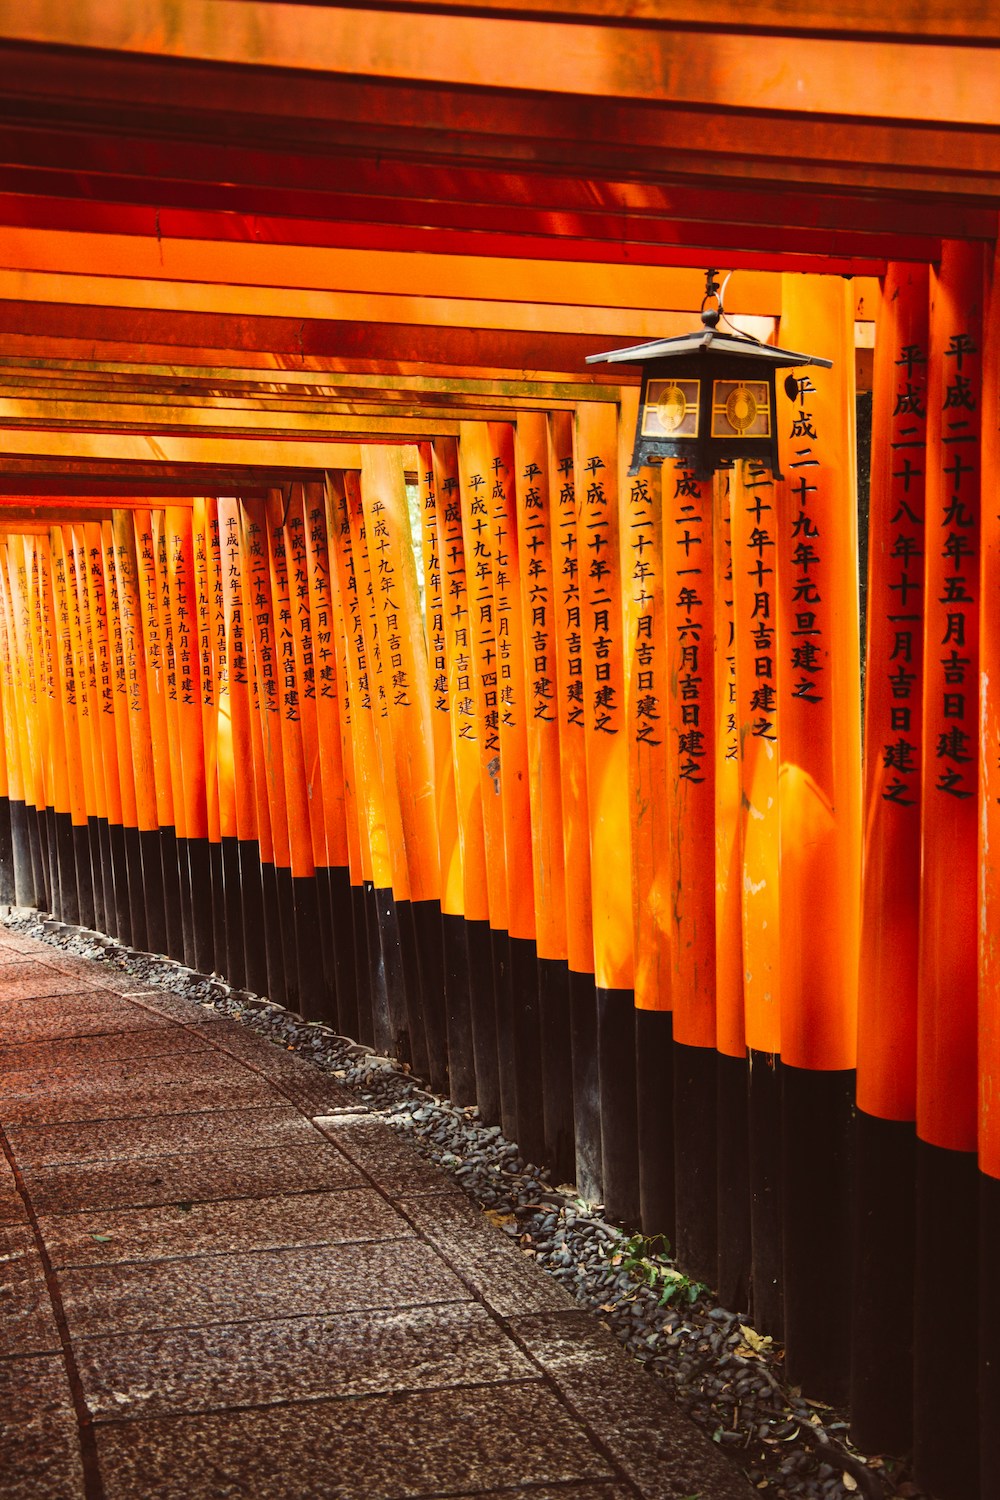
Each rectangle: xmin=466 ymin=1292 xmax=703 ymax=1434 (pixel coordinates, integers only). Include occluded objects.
xmin=611 ymin=1231 xmax=708 ymax=1307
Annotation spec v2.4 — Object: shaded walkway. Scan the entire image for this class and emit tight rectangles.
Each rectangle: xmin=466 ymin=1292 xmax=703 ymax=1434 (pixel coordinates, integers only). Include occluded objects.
xmin=0 ymin=926 xmax=750 ymax=1500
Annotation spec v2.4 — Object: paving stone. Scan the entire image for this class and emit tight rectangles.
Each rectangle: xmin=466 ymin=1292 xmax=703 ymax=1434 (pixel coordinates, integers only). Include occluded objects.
xmin=39 ymin=1187 xmax=412 ymax=1267
xmin=447 ymin=1488 xmax=634 ymax=1499
xmin=0 ymin=971 xmax=107 ymax=999
xmin=77 ymin=1301 xmax=535 ymax=1420
xmin=60 ymin=1235 xmax=468 ymax=1337
xmin=205 ymin=1025 xmax=356 ymax=1114
xmin=398 ymin=1192 xmax=574 ymax=1318
xmin=0 ymin=1047 xmax=275 ymax=1122
xmin=313 ymin=1114 xmax=460 ymax=1195
xmin=123 ymin=991 xmax=226 ymax=1024
xmin=0 ymin=956 xmax=53 ymax=978
xmin=0 ymin=1352 xmax=85 ymax=1499
xmin=0 ymin=1148 xmax=27 ymax=1226
xmin=20 ymin=1141 xmax=363 ymax=1215
xmin=509 ymin=1310 xmax=755 ymax=1500
xmin=0 ymin=1027 xmax=210 ymax=1075
xmin=7 ymin=1103 xmax=318 ymax=1166
xmin=0 ymin=996 xmax=176 ymax=1046
xmin=0 ymin=1223 xmax=61 ymax=1356
xmin=0 ymin=933 xmax=51 ymax=954
xmin=94 ymin=1379 xmax=616 ymax=1499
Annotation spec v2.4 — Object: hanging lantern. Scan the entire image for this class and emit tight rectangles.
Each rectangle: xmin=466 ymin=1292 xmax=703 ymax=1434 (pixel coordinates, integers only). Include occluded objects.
xmin=587 ymin=269 xmax=832 ymax=478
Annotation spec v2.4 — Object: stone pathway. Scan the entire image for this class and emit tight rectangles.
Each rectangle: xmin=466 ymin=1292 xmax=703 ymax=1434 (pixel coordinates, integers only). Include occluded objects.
xmin=0 ymin=926 xmax=752 ymax=1500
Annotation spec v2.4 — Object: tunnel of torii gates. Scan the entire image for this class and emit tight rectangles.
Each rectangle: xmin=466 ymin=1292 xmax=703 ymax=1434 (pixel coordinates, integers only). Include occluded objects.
xmin=5 ymin=254 xmax=1000 ymax=1497
xmin=5 ymin=18 xmax=1000 ymax=1500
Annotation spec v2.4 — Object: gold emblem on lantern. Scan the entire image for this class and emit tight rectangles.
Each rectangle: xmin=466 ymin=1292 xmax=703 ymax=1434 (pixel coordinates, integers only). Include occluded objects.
xmin=725 ymin=383 xmax=758 ymax=433
xmin=656 ymin=383 xmax=688 ymax=432
xmin=711 ymin=379 xmax=770 ymax=439
xmin=641 ymin=378 xmax=700 ymax=439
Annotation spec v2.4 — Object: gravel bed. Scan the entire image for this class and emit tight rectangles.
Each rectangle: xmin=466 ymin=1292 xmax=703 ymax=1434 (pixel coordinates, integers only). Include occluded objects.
xmin=3 ymin=907 xmax=929 ymax=1500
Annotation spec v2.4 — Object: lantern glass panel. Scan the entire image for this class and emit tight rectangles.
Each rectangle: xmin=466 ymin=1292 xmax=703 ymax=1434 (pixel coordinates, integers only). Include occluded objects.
xmin=711 ymin=379 xmax=771 ymax=439
xmin=641 ymin=378 xmax=700 ymax=439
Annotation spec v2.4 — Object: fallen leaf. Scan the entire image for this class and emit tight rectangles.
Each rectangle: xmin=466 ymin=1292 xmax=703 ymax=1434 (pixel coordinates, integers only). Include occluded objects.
xmin=842 ymin=1475 xmax=858 ymax=1493
xmin=483 ymin=1209 xmax=515 ymax=1229
xmin=738 ymin=1324 xmax=773 ymax=1354
xmin=90 ymin=1233 xmax=112 ymax=1243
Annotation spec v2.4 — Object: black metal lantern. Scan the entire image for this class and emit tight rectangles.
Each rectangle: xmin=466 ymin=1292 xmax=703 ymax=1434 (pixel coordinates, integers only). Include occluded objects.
xmin=587 ymin=270 xmax=832 ymax=479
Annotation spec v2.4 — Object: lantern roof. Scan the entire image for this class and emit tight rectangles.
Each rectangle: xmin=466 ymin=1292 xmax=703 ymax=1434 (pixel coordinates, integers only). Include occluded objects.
xmin=586 ymin=327 xmax=832 ymax=370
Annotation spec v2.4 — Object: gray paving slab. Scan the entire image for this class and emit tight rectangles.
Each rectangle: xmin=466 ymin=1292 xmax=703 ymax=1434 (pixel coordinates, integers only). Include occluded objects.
xmin=0 ymin=996 xmax=176 ymax=1046
xmin=93 ymin=1380 xmax=618 ymax=1500
xmin=0 ymin=1147 xmax=27 ymax=1226
xmin=58 ymin=1235 xmax=470 ymax=1337
xmin=7 ymin=1102 xmax=320 ymax=1166
xmin=76 ymin=1301 xmax=537 ymax=1420
xmin=397 ymin=1191 xmax=575 ymax=1319
xmin=118 ymin=989 xmax=227 ymax=1024
xmin=19 ymin=1140 xmax=364 ymax=1214
xmin=0 ymin=1026 xmax=210 ymax=1073
xmin=204 ymin=1023 xmax=357 ymax=1113
xmin=314 ymin=1112 xmax=465 ymax=1194
xmin=0 ymin=1223 xmax=62 ymax=1357
xmin=510 ymin=1310 xmax=756 ymax=1500
xmin=0 ymin=1353 xmax=85 ymax=1500
xmin=0 ymin=971 xmax=108 ymax=999
xmin=0 ymin=1052 xmax=276 ymax=1125
xmin=38 ymin=1187 xmax=409 ymax=1267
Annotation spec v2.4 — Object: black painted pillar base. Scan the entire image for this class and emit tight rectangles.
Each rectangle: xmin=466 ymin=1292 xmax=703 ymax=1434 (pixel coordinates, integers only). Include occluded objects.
xmin=48 ymin=809 xmax=62 ymax=918
xmin=539 ymin=957 xmax=575 ymax=1186
xmin=570 ymin=970 xmax=602 ymax=1202
xmin=441 ymin=912 xmax=476 ymax=1106
xmin=0 ymin=796 xmax=14 ymax=905
xmin=396 ymin=898 xmax=428 ymax=1078
xmin=913 ymin=1138 xmax=979 ymax=1500
xmin=315 ymin=867 xmax=339 ymax=1032
xmin=176 ymin=834 xmax=195 ymax=966
xmin=159 ymin=827 xmax=184 ymax=963
xmin=673 ymin=1041 xmax=718 ymax=1285
xmin=10 ymin=800 xmax=35 ymax=908
xmin=413 ymin=899 xmax=448 ymax=1096
xmin=237 ymin=840 xmax=266 ymax=995
xmin=109 ymin=822 xmax=132 ymax=945
xmin=292 ymin=874 xmax=328 ymax=1022
xmin=188 ymin=838 xmax=215 ymax=975
xmin=511 ymin=936 xmax=545 ymax=1166
xmin=492 ymin=928 xmax=517 ymax=1142
xmin=261 ymin=861 xmax=286 ymax=1005
xmin=980 ymin=1172 xmax=1000 ymax=1500
xmin=748 ymin=1050 xmax=784 ymax=1338
xmin=88 ymin=816 xmax=106 ymax=934
xmin=27 ymin=805 xmax=47 ymax=912
xmin=363 ymin=882 xmax=390 ymax=1053
xmin=221 ymin=837 xmax=244 ymax=987
xmin=635 ymin=1008 xmax=675 ymax=1242
xmin=276 ymin=866 xmax=298 ymax=1011
xmin=351 ymin=881 xmax=374 ymax=1049
xmin=31 ymin=807 xmax=50 ymax=911
xmin=73 ymin=822 xmax=96 ymax=930
xmin=124 ymin=826 xmax=147 ymax=951
xmin=597 ymin=988 xmax=639 ymax=1223
xmin=139 ymin=829 xmax=167 ymax=956
xmin=467 ymin=917 xmax=501 ymax=1125
xmin=55 ymin=811 xmax=80 ymax=926
xmin=329 ymin=866 xmax=359 ymax=1042
xmin=210 ymin=840 xmax=228 ymax=977
xmin=781 ymin=1064 xmax=854 ymax=1406
xmin=849 ymin=1109 xmax=916 ymax=1456
xmin=716 ymin=1051 xmax=751 ymax=1311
